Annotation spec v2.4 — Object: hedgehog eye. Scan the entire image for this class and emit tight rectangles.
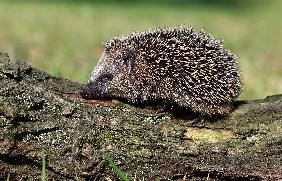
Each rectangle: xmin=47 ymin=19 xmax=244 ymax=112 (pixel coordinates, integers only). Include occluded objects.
xmin=122 ymin=51 xmax=134 ymax=73
xmin=98 ymin=73 xmax=113 ymax=84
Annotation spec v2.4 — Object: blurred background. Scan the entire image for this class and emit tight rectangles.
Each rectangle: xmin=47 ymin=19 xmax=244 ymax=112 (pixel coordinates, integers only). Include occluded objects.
xmin=0 ymin=0 xmax=281 ymax=100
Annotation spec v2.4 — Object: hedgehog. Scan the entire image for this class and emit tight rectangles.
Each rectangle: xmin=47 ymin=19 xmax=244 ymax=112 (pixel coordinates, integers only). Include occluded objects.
xmin=80 ymin=27 xmax=242 ymax=116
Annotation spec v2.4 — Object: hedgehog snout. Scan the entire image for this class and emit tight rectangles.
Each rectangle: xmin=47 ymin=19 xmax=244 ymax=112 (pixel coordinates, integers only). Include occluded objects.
xmin=80 ymin=73 xmax=113 ymax=99
xmin=80 ymin=81 xmax=97 ymax=99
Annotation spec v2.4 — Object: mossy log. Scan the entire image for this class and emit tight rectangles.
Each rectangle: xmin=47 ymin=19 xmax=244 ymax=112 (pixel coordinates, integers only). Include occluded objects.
xmin=0 ymin=53 xmax=281 ymax=181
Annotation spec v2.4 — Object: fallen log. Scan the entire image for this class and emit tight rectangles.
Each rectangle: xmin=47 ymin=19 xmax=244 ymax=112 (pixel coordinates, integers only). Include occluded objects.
xmin=0 ymin=53 xmax=281 ymax=180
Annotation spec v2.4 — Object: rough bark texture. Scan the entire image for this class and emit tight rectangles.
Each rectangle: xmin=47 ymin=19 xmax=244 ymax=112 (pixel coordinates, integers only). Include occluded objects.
xmin=0 ymin=52 xmax=281 ymax=181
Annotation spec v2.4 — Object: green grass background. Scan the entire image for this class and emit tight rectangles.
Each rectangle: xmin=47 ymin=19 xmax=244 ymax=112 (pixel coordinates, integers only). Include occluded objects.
xmin=0 ymin=0 xmax=281 ymax=99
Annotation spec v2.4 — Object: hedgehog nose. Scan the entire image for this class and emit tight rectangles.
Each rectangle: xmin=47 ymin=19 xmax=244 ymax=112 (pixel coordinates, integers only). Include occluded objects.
xmin=80 ymin=82 xmax=97 ymax=99
xmin=80 ymin=73 xmax=113 ymax=99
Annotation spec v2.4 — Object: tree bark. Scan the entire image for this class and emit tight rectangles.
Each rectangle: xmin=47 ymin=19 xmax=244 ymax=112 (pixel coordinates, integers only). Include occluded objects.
xmin=0 ymin=53 xmax=281 ymax=181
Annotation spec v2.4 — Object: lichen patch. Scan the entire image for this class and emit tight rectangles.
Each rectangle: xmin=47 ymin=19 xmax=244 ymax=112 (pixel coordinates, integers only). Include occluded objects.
xmin=185 ymin=127 xmax=234 ymax=144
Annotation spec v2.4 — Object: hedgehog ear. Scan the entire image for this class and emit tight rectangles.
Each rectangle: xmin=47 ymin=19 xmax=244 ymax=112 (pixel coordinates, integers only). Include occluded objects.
xmin=122 ymin=50 xmax=135 ymax=73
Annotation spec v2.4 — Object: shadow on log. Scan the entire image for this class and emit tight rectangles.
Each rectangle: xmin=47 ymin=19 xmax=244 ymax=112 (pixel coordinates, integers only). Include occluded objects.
xmin=0 ymin=53 xmax=281 ymax=180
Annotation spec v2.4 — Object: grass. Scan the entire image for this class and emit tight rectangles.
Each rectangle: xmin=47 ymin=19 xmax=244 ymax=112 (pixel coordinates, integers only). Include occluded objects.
xmin=41 ymin=150 xmax=46 ymax=181
xmin=0 ymin=0 xmax=281 ymax=99
xmin=40 ymin=151 xmax=81 ymax=181
xmin=6 ymin=173 xmax=10 ymax=181
xmin=40 ymin=152 xmax=127 ymax=180
xmin=103 ymin=154 xmax=129 ymax=181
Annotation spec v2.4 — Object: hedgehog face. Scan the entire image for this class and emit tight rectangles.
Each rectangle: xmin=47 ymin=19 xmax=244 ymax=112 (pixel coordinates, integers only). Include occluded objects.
xmin=80 ymin=47 xmax=138 ymax=100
